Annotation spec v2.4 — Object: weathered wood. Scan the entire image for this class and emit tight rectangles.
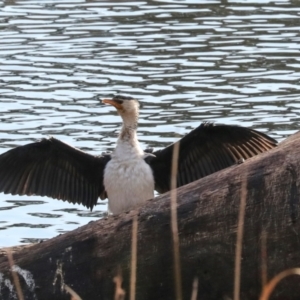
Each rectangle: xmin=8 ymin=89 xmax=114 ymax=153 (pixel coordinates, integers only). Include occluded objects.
xmin=1 ymin=132 xmax=300 ymax=300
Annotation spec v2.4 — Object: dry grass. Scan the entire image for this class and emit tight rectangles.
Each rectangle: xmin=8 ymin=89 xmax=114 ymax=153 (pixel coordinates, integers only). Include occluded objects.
xmin=6 ymin=248 xmax=24 ymax=300
xmin=130 ymin=214 xmax=138 ymax=300
xmin=233 ymin=176 xmax=247 ymax=300
xmin=260 ymin=268 xmax=300 ymax=300
xmin=170 ymin=142 xmax=182 ymax=300
xmin=113 ymin=267 xmax=126 ymax=300
xmin=190 ymin=277 xmax=198 ymax=300
xmin=64 ymin=284 xmax=82 ymax=300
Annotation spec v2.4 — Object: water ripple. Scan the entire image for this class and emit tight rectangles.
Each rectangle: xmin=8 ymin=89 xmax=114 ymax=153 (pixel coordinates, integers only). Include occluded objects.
xmin=0 ymin=0 xmax=299 ymax=246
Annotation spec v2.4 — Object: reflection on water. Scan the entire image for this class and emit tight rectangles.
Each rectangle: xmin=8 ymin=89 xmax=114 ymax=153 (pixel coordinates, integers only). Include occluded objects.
xmin=0 ymin=0 xmax=299 ymax=246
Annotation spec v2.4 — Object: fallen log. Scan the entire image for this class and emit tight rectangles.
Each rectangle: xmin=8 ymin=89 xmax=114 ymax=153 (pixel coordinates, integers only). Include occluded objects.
xmin=0 ymin=132 xmax=300 ymax=300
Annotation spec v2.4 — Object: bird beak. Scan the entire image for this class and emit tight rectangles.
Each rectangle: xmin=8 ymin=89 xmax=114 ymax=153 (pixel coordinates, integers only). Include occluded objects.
xmin=102 ymin=99 xmax=123 ymax=109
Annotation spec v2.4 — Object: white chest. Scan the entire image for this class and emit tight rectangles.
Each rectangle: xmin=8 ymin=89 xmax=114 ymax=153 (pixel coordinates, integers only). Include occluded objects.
xmin=104 ymin=157 xmax=154 ymax=214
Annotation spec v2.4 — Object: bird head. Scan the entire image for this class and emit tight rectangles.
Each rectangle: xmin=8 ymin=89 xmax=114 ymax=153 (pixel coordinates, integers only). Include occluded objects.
xmin=102 ymin=95 xmax=139 ymax=115
xmin=102 ymin=95 xmax=140 ymax=129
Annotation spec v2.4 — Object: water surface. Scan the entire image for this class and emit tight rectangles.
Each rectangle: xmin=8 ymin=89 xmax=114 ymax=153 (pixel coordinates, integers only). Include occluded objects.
xmin=0 ymin=0 xmax=299 ymax=246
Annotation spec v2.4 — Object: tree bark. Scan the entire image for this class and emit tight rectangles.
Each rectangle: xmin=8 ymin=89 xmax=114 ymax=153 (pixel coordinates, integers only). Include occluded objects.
xmin=1 ymin=132 xmax=300 ymax=300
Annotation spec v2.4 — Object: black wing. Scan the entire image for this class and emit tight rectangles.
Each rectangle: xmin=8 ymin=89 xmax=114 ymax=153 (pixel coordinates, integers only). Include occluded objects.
xmin=0 ymin=138 xmax=111 ymax=210
xmin=145 ymin=123 xmax=277 ymax=193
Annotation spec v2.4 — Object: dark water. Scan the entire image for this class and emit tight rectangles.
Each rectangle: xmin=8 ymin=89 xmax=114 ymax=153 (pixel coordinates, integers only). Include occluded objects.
xmin=0 ymin=0 xmax=299 ymax=246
